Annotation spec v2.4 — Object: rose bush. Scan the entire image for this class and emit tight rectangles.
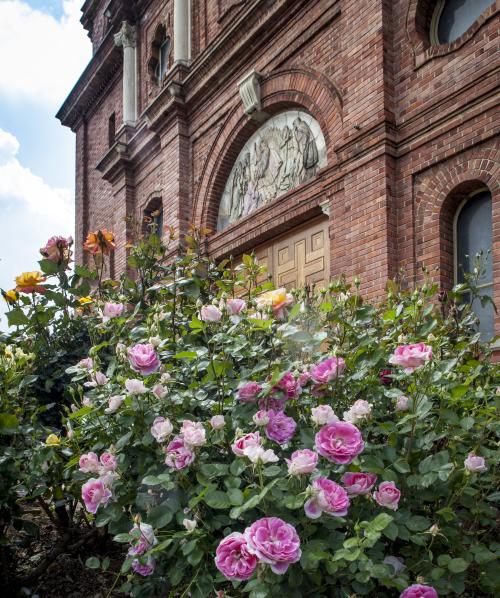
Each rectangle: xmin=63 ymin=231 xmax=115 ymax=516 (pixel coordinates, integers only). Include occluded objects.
xmin=0 ymin=229 xmax=499 ymax=597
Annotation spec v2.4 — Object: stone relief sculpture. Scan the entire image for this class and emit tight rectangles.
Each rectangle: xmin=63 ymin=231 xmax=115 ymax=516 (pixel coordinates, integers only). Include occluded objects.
xmin=217 ymin=111 xmax=327 ymax=231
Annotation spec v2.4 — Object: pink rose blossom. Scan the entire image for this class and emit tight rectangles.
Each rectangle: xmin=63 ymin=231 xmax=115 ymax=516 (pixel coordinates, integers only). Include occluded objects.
xmin=231 ymin=432 xmax=262 ymax=456
xmin=132 ymin=557 xmax=155 ymax=576
xmin=464 ymin=453 xmax=487 ymax=473
xmin=150 ymin=417 xmax=173 ymax=442
xmin=215 ymin=532 xmax=257 ymax=581
xmin=225 ymin=298 xmax=246 ymax=315
xmin=102 ymin=302 xmax=124 ymax=321
xmin=128 ymin=343 xmax=160 ymax=376
xmin=85 ymin=371 xmax=108 ymax=387
xmin=343 ymin=399 xmax=372 ymax=423
xmin=243 ymin=445 xmax=279 ymax=464
xmin=341 ymin=472 xmax=377 ymax=495
xmin=304 ymin=477 xmax=350 ymax=519
xmin=311 ymin=404 xmax=338 ymax=426
xmin=152 ymin=383 xmax=168 ymax=399
xmin=210 ymin=415 xmax=225 ymax=430
xmin=395 ymin=395 xmax=410 ymax=411
xmin=253 ymin=410 xmax=270 ymax=426
xmin=81 ymin=477 xmax=112 ymax=514
xmin=238 ymin=382 xmax=262 ymax=403
xmin=105 ymin=395 xmax=124 ymax=413
xmin=79 ymin=452 xmax=99 ymax=473
xmin=165 ymin=436 xmax=195 ymax=470
xmin=373 ymin=481 xmax=401 ymax=510
xmin=389 ymin=343 xmax=433 ymax=374
xmin=244 ymin=517 xmax=301 ymax=575
xmin=258 ymin=397 xmax=287 ymax=412
xmin=298 ymin=371 xmax=311 ymax=386
xmin=311 ymin=356 xmax=346 ymax=384
xmin=315 ymin=421 xmax=365 ymax=464
xmin=76 ymin=357 xmax=93 ymax=370
xmin=181 ymin=420 xmax=206 ymax=447
xmin=400 ymin=584 xmax=438 ymax=598
xmin=200 ymin=305 xmax=222 ymax=322
xmin=286 ymin=449 xmax=318 ymax=475
xmin=265 ymin=410 xmax=296 ymax=444
xmin=82 ymin=397 xmax=92 ymax=407
xmin=128 ymin=522 xmax=157 ymax=556
xmin=125 ymin=378 xmax=147 ymax=395
xmin=100 ymin=452 xmax=118 ymax=471
xmin=273 ymin=371 xmax=301 ymax=399
xmin=39 ymin=235 xmax=73 ymax=264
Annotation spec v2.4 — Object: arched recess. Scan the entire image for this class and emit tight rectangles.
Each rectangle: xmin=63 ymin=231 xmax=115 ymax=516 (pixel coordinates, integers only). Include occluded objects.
xmin=141 ymin=195 xmax=164 ymax=238
xmin=192 ymin=67 xmax=342 ymax=234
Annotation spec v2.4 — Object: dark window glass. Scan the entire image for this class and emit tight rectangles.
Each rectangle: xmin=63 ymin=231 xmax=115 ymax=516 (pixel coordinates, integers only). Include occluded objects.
xmin=438 ymin=0 xmax=494 ymax=44
xmin=108 ymin=113 xmax=116 ymax=147
xmin=456 ymin=190 xmax=493 ymax=339
xmin=157 ymin=38 xmax=170 ymax=84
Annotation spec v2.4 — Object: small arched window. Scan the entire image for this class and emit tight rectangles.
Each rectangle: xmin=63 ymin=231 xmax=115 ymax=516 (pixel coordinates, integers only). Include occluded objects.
xmin=430 ymin=0 xmax=494 ymax=45
xmin=156 ymin=37 xmax=171 ymax=85
xmin=143 ymin=198 xmax=163 ymax=239
xmin=455 ymin=189 xmax=494 ymax=339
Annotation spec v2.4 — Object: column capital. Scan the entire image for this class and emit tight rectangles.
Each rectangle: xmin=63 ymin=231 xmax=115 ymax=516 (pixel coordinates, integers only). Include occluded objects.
xmin=114 ymin=21 xmax=137 ymax=49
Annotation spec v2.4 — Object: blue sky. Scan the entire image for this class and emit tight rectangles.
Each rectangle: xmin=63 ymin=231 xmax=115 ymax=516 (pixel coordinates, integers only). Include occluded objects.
xmin=0 ymin=0 xmax=92 ymax=328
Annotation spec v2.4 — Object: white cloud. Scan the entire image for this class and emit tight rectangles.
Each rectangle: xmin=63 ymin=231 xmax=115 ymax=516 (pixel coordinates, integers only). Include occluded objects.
xmin=0 ymin=0 xmax=91 ymax=108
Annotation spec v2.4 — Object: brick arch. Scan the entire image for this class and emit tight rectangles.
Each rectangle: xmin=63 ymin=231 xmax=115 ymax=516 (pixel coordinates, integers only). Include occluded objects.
xmin=414 ymin=146 xmax=500 ymax=290
xmin=191 ymin=67 xmax=342 ymax=232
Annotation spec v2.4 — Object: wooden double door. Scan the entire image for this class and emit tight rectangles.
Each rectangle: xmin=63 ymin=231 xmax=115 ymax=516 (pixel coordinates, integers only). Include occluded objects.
xmin=249 ymin=218 xmax=330 ymax=290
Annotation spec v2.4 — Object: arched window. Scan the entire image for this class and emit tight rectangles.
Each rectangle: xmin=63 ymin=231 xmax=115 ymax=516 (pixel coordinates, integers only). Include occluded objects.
xmin=455 ymin=189 xmax=494 ymax=339
xmin=148 ymin=24 xmax=171 ymax=87
xmin=156 ymin=37 xmax=171 ymax=85
xmin=143 ymin=198 xmax=163 ymax=239
xmin=430 ymin=0 xmax=494 ymax=45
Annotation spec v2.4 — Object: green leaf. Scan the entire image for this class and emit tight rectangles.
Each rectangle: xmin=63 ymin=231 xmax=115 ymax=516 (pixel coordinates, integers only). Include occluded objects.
xmin=6 ymin=308 xmax=30 ymax=326
xmin=448 ymin=558 xmax=469 ymax=573
xmin=0 ymin=413 xmax=19 ymax=435
xmin=227 ymin=488 xmax=244 ymax=506
xmin=39 ymin=259 xmax=60 ymax=275
xmin=148 ymin=504 xmax=173 ymax=528
xmin=141 ymin=475 xmax=161 ymax=486
xmin=116 ymin=431 xmax=133 ymax=450
xmin=204 ymin=490 xmax=231 ymax=509
xmin=405 ymin=516 xmax=431 ymax=532
xmin=86 ymin=557 xmax=100 ymax=569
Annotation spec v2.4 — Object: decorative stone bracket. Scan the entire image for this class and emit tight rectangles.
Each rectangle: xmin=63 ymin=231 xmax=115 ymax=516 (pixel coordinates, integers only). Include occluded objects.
xmin=237 ymin=70 xmax=267 ymax=121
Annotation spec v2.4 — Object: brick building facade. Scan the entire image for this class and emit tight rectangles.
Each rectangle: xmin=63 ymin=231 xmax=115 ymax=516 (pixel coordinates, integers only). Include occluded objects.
xmin=57 ymin=0 xmax=500 ymax=338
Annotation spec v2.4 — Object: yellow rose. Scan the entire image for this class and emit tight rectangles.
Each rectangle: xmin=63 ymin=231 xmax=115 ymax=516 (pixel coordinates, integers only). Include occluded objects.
xmin=15 ymin=271 xmax=46 ymax=294
xmin=45 ymin=434 xmax=60 ymax=446
xmin=2 ymin=289 xmax=18 ymax=304
xmin=78 ymin=296 xmax=93 ymax=306
xmin=83 ymin=229 xmax=116 ymax=255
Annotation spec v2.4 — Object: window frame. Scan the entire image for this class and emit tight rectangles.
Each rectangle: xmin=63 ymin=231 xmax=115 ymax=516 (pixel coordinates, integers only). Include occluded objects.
xmin=155 ymin=38 xmax=170 ymax=86
xmin=430 ymin=0 xmax=495 ymax=46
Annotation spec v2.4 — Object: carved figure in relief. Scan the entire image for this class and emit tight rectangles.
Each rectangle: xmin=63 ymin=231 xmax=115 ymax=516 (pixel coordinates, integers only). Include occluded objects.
xmin=279 ymin=125 xmax=295 ymax=191
xmin=229 ymin=152 xmax=250 ymax=221
xmin=293 ymin=116 xmax=319 ymax=183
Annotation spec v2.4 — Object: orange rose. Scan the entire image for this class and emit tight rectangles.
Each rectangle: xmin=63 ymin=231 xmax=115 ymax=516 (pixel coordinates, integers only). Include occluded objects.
xmin=83 ymin=229 xmax=116 ymax=255
xmin=15 ymin=271 xmax=46 ymax=294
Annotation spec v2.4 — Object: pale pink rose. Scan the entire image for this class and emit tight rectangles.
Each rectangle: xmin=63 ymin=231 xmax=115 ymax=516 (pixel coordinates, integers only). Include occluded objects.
xmin=244 ymin=517 xmax=301 ymax=575
xmin=464 ymin=453 xmax=487 ymax=473
xmin=81 ymin=477 xmax=112 ymax=514
xmin=82 ymin=397 xmax=92 ymax=407
xmin=79 ymin=452 xmax=99 ymax=473
xmin=341 ymin=472 xmax=377 ymax=495
xmin=304 ymin=477 xmax=350 ymax=519
xmin=395 ymin=395 xmax=410 ymax=412
xmin=128 ymin=343 xmax=160 ymax=376
xmin=388 ymin=343 xmax=432 ymax=374
xmin=343 ymin=399 xmax=372 ymax=423
xmin=105 ymin=395 xmax=124 ymax=413
xmin=243 ymin=445 xmax=279 ymax=464
xmin=315 ymin=421 xmax=364 ymax=465
xmin=132 ymin=557 xmax=155 ymax=576
xmin=148 ymin=336 xmax=161 ymax=347
xmin=200 ymin=305 xmax=222 ymax=322
xmin=160 ymin=372 xmax=171 ymax=384
xmin=400 ymin=584 xmax=438 ymax=598
xmin=210 ymin=415 xmax=225 ymax=430
xmin=298 ymin=371 xmax=311 ymax=386
xmin=150 ymin=416 xmax=173 ymax=442
xmin=215 ymin=532 xmax=258 ymax=581
xmin=373 ymin=481 xmax=401 ymax=511
xmin=100 ymin=452 xmax=118 ymax=471
xmin=76 ymin=357 xmax=93 ymax=370
xmin=265 ymin=410 xmax=296 ymax=444
xmin=253 ymin=410 xmax=270 ymax=426
xmin=125 ymin=378 xmax=147 ymax=395
xmin=286 ymin=449 xmax=318 ymax=475
xmin=84 ymin=371 xmax=108 ymax=387
xmin=273 ymin=371 xmax=301 ymax=399
xmin=224 ymin=298 xmax=246 ymax=315
xmin=231 ymin=432 xmax=262 ymax=456
xmin=39 ymin=235 xmax=73 ymax=264
xmin=183 ymin=518 xmax=197 ymax=532
xmin=128 ymin=522 xmax=157 ymax=556
xmin=238 ymin=382 xmax=262 ymax=403
xmin=102 ymin=302 xmax=124 ymax=322
xmin=152 ymin=383 xmax=168 ymax=399
xmin=181 ymin=420 xmax=206 ymax=447
xmin=311 ymin=404 xmax=338 ymax=426
xmin=311 ymin=356 xmax=346 ymax=384
xmin=165 ymin=436 xmax=195 ymax=470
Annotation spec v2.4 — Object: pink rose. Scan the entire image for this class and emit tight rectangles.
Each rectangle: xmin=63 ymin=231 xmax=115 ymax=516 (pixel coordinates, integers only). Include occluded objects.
xmin=231 ymin=432 xmax=262 ymax=456
xmin=102 ymin=302 xmax=124 ymax=321
xmin=150 ymin=416 xmax=173 ymax=442
xmin=152 ymin=383 xmax=168 ymax=399
xmin=311 ymin=356 xmax=346 ymax=384
xmin=315 ymin=421 xmax=365 ymax=464
xmin=243 ymin=445 xmax=279 ymax=464
xmin=238 ymin=382 xmax=262 ymax=403
xmin=389 ymin=343 xmax=432 ymax=374
xmin=79 ymin=452 xmax=99 ymax=473
xmin=304 ymin=477 xmax=350 ymax=519
xmin=343 ymin=399 xmax=372 ymax=423
xmin=215 ymin=532 xmax=257 ymax=581
xmin=400 ymin=584 xmax=438 ymax=598
xmin=76 ymin=357 xmax=93 ymax=370
xmin=100 ymin=452 xmax=117 ymax=471
xmin=200 ymin=305 xmax=222 ymax=322
xmin=125 ymin=378 xmax=147 ymax=395
xmin=81 ymin=477 xmax=112 ymax=514
xmin=105 ymin=395 xmax=124 ymax=413
xmin=128 ymin=343 xmax=160 ymax=376
xmin=128 ymin=522 xmax=157 ymax=556
xmin=464 ymin=453 xmax=487 ymax=473
xmin=84 ymin=371 xmax=108 ymax=387
xmin=253 ymin=410 xmax=270 ymax=426
xmin=39 ymin=235 xmax=73 ymax=264
xmin=164 ymin=436 xmax=195 ymax=470
xmin=258 ymin=397 xmax=287 ymax=412
xmin=379 ymin=369 xmax=393 ymax=385
xmin=132 ymin=557 xmax=155 ymax=576
xmin=273 ymin=371 xmax=301 ymax=399
xmin=286 ymin=449 xmax=318 ymax=475
xmin=210 ymin=415 xmax=225 ymax=430
xmin=244 ymin=517 xmax=301 ymax=575
xmin=311 ymin=404 xmax=338 ymax=426
xmin=181 ymin=420 xmax=206 ymax=447
xmin=341 ymin=472 xmax=377 ymax=495
xmin=225 ymin=298 xmax=246 ymax=315
xmin=298 ymin=371 xmax=311 ymax=386
xmin=265 ymin=410 xmax=296 ymax=444
xmin=373 ymin=481 xmax=401 ymax=510
xmin=395 ymin=395 xmax=410 ymax=411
